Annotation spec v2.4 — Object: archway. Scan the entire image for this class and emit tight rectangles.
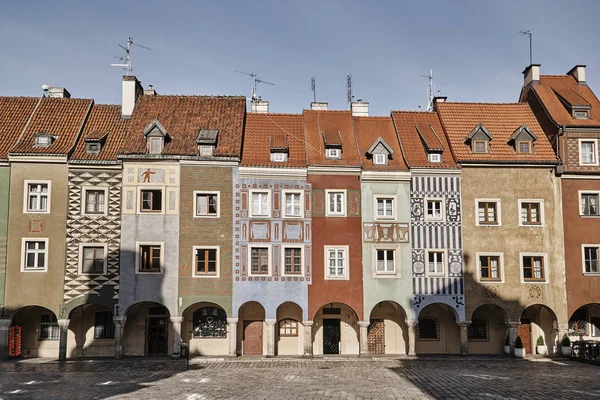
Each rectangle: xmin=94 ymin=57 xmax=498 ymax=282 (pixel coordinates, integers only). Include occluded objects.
xmin=276 ymin=302 xmax=303 ymax=356
xmin=11 ymin=306 xmax=59 ymax=358
xmin=416 ymin=303 xmax=460 ymax=354
xmin=238 ymin=301 xmax=266 ymax=356
xmin=368 ymin=301 xmax=408 ymax=355
xmin=123 ymin=302 xmax=170 ymax=356
xmin=313 ymin=302 xmax=359 ymax=355
xmin=67 ymin=303 xmax=114 ymax=358
xmin=520 ymin=304 xmax=558 ymax=355
xmin=182 ymin=302 xmax=228 ymax=356
xmin=568 ymin=303 xmax=600 ymax=340
xmin=468 ymin=304 xmax=508 ymax=355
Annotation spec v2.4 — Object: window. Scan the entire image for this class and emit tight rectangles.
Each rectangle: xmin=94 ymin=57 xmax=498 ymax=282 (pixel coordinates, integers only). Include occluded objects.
xmin=376 ymin=197 xmax=394 ymax=220
xmin=140 ymin=189 xmax=162 ymax=212
xmin=148 ymin=137 xmax=163 ymax=154
xmin=194 ymin=247 xmax=218 ymax=276
xmin=325 ymin=246 xmax=348 ymax=279
xmin=520 ymin=201 xmax=543 ymax=225
xmin=580 ymin=192 xmax=600 ymax=216
xmin=477 ymin=200 xmax=500 ymax=225
xmin=271 ymin=152 xmax=287 ymax=162
xmin=36 ymin=136 xmax=49 ymax=146
xmin=193 ymin=307 xmax=227 ymax=338
xmin=194 ymin=192 xmax=219 ymax=217
xmin=86 ymin=142 xmax=101 ymax=154
xmin=376 ymin=249 xmax=395 ymax=274
xmin=518 ymin=141 xmax=531 ymax=154
xmin=250 ymin=247 xmax=269 ymax=275
xmin=326 ymin=148 xmax=341 ymax=159
xmin=592 ymin=317 xmax=600 ymax=337
xmin=284 ymin=191 xmax=302 ymax=217
xmin=426 ymin=199 xmax=443 ymax=221
xmin=373 ymin=153 xmax=386 ymax=165
xmin=284 ymin=247 xmax=302 ymax=275
xmin=580 ymin=140 xmax=598 ymax=165
xmin=279 ymin=319 xmax=298 ymax=337
xmin=479 ymin=254 xmax=501 ymax=281
xmin=94 ymin=311 xmax=115 ymax=339
xmin=39 ymin=314 xmax=59 ymax=340
xmin=200 ymin=146 xmax=213 ymax=156
xmin=250 ymin=191 xmax=270 ymax=217
xmin=574 ymin=110 xmax=590 ymax=119
xmin=583 ymin=245 xmax=600 ymax=274
xmin=468 ymin=318 xmax=489 ymax=342
xmin=326 ymin=190 xmax=346 ymax=216
xmin=473 ymin=140 xmax=488 ymax=153
xmin=427 ymin=251 xmax=445 ymax=276
xmin=81 ymin=245 xmax=105 ymax=275
xmin=25 ymin=182 xmax=50 ymax=213
xmin=84 ymin=188 xmax=106 ymax=215
xmin=138 ymin=244 xmax=162 ymax=273
xmin=521 ymin=254 xmax=546 ymax=282
xmin=22 ymin=239 xmax=47 ymax=271
xmin=417 ymin=317 xmax=439 ymax=341
xmin=428 ymin=153 xmax=441 ymax=163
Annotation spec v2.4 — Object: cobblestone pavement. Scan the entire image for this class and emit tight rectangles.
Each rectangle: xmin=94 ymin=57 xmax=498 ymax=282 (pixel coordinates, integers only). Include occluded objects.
xmin=1 ymin=357 xmax=600 ymax=399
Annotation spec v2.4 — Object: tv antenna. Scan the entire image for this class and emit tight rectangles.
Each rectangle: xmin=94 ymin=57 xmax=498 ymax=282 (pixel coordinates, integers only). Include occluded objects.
xmin=234 ymin=70 xmax=274 ymax=101
xmin=111 ymin=37 xmax=151 ymax=76
xmin=519 ymin=29 xmax=533 ymax=65
xmin=347 ymin=74 xmax=354 ymax=107
xmin=419 ymin=69 xmax=435 ymax=111
xmin=311 ymin=77 xmax=316 ymax=103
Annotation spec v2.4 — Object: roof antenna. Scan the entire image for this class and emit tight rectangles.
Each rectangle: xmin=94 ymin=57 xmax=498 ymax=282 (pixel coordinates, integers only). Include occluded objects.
xmin=311 ymin=77 xmax=316 ymax=103
xmin=419 ymin=69 xmax=435 ymax=111
xmin=519 ymin=29 xmax=533 ymax=65
xmin=234 ymin=70 xmax=275 ymax=101
xmin=111 ymin=37 xmax=151 ymax=76
xmin=347 ymin=74 xmax=354 ymax=109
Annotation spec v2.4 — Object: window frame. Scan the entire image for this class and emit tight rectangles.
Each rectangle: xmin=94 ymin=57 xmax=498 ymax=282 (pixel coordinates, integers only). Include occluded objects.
xmin=282 ymin=190 xmax=304 ymax=218
xmin=517 ymin=140 xmax=532 ymax=154
xmin=193 ymin=191 xmax=220 ymax=218
xmin=473 ymin=140 xmax=489 ymax=154
xmin=271 ymin=152 xmax=288 ymax=162
xmin=476 ymin=252 xmax=504 ymax=283
xmin=39 ymin=313 xmax=59 ymax=341
xmin=475 ymin=198 xmax=502 ymax=226
xmin=582 ymin=244 xmax=600 ymax=275
xmin=518 ymin=199 xmax=545 ymax=227
xmin=373 ymin=153 xmax=386 ymax=165
xmin=94 ymin=311 xmax=115 ymax=340
xmin=248 ymin=245 xmax=271 ymax=276
xmin=192 ymin=246 xmax=220 ymax=278
xmin=148 ymin=136 xmax=164 ymax=154
xmin=579 ymin=139 xmax=599 ymax=166
xmin=192 ymin=307 xmax=227 ymax=338
xmin=374 ymin=248 xmax=396 ymax=275
xmin=78 ymin=243 xmax=108 ymax=275
xmin=426 ymin=249 xmax=446 ymax=277
xmin=249 ymin=189 xmax=271 ymax=218
xmin=279 ymin=318 xmax=299 ymax=337
xmin=468 ymin=318 xmax=490 ymax=342
xmin=281 ymin=246 xmax=304 ymax=276
xmin=326 ymin=148 xmax=341 ymax=159
xmin=519 ymin=252 xmax=548 ymax=283
xmin=23 ymin=180 xmax=51 ymax=214
xmin=81 ymin=186 xmax=109 ymax=216
xmin=136 ymin=242 xmax=164 ymax=274
xmin=579 ymin=190 xmax=600 ymax=217
xmin=417 ymin=317 xmax=440 ymax=341
xmin=21 ymin=238 xmax=49 ymax=272
xmin=428 ymin=153 xmax=442 ymax=163
xmin=374 ymin=195 xmax=396 ymax=221
xmin=424 ymin=198 xmax=444 ymax=222
xmin=325 ymin=189 xmax=347 ymax=217
xmin=138 ymin=187 xmax=164 ymax=214
xmin=324 ymin=245 xmax=349 ymax=280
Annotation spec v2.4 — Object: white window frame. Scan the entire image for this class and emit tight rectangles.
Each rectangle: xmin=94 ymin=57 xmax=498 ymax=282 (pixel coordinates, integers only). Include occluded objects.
xmin=428 ymin=153 xmax=441 ymax=163
xmin=271 ymin=152 xmax=287 ymax=162
xmin=23 ymin=180 xmax=51 ymax=214
xmin=578 ymin=190 xmax=600 ymax=217
xmin=81 ymin=186 xmax=109 ymax=217
xmin=192 ymin=246 xmax=220 ymax=278
xmin=148 ymin=137 xmax=163 ymax=154
xmin=282 ymin=190 xmax=304 ymax=218
xmin=476 ymin=252 xmax=504 ymax=283
xmin=373 ymin=153 xmax=386 ymax=165
xmin=137 ymin=186 xmax=165 ymax=214
xmin=518 ymin=199 xmax=545 ymax=227
xmin=374 ymin=195 xmax=396 ymax=221
xmin=21 ymin=238 xmax=49 ymax=272
xmin=579 ymin=139 xmax=599 ymax=166
xmin=135 ymin=241 xmax=164 ymax=275
xmin=78 ymin=243 xmax=108 ymax=275
xmin=426 ymin=249 xmax=446 ymax=277
xmin=326 ymin=189 xmax=347 ymax=217
xmin=582 ymin=244 xmax=600 ymax=276
xmin=373 ymin=246 xmax=398 ymax=276
xmin=193 ymin=191 xmax=220 ymax=218
xmin=326 ymin=148 xmax=341 ymax=159
xmin=200 ymin=146 xmax=213 ymax=157
xmin=324 ymin=245 xmax=349 ymax=280
xmin=425 ymin=197 xmax=445 ymax=222
xmin=249 ymin=189 xmax=271 ymax=218
xmin=281 ymin=246 xmax=304 ymax=276
xmin=248 ymin=245 xmax=272 ymax=276
xmin=519 ymin=252 xmax=548 ymax=283
xmin=475 ymin=198 xmax=502 ymax=226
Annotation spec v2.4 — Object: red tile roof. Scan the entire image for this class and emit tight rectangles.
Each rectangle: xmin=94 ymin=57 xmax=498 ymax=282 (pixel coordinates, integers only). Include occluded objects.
xmin=119 ymin=95 xmax=246 ymax=158
xmin=353 ymin=116 xmax=408 ymax=171
xmin=303 ymin=110 xmax=361 ymax=167
xmin=0 ymin=97 xmax=40 ymax=160
xmin=436 ymin=102 xmax=558 ymax=164
xmin=392 ymin=111 xmax=457 ymax=168
xmin=241 ymin=113 xmax=307 ymax=168
xmin=9 ymin=97 xmax=93 ymax=156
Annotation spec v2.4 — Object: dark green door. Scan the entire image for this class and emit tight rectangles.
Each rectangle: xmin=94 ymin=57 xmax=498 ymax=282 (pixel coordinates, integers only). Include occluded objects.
xmin=323 ymin=319 xmax=340 ymax=354
xmin=147 ymin=317 xmax=168 ymax=355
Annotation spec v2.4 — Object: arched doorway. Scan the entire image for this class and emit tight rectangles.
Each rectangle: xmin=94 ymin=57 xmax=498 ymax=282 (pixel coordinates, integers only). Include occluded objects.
xmin=11 ymin=306 xmax=59 ymax=358
xmin=520 ymin=304 xmax=558 ymax=355
xmin=568 ymin=304 xmax=600 ymax=340
xmin=67 ymin=303 xmax=115 ymax=357
xmin=276 ymin=302 xmax=303 ymax=356
xmin=368 ymin=301 xmax=408 ymax=355
xmin=238 ymin=301 xmax=265 ymax=356
xmin=182 ymin=302 xmax=228 ymax=356
xmin=468 ymin=304 xmax=508 ymax=355
xmin=123 ymin=302 xmax=170 ymax=356
xmin=313 ymin=302 xmax=359 ymax=355
xmin=416 ymin=303 xmax=460 ymax=354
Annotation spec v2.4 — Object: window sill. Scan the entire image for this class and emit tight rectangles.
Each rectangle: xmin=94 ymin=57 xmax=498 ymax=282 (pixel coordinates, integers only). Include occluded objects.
xmin=80 ymin=272 xmax=106 ymax=276
xmin=139 ymin=210 xmax=164 ymax=214
xmin=194 ymin=214 xmax=220 ymax=219
xmin=325 ymin=276 xmax=349 ymax=280
xmin=82 ymin=212 xmax=107 ymax=217
xmin=22 ymin=268 xmax=47 ymax=272
xmin=480 ymin=279 xmax=503 ymax=283
xmin=523 ymin=280 xmax=546 ymax=284
xmin=326 ymin=214 xmax=347 ymax=218
xmin=24 ymin=210 xmax=49 ymax=214
xmin=580 ymin=215 xmax=600 ymax=218
xmin=193 ymin=273 xmax=220 ymax=279
xmin=249 ymin=273 xmax=270 ymax=277
xmin=137 ymin=270 xmax=163 ymax=275
xmin=583 ymin=273 xmax=600 ymax=277
xmin=283 ymin=214 xmax=304 ymax=219
xmin=192 ymin=336 xmax=227 ymax=340
xmin=425 ymin=218 xmax=443 ymax=222
xmin=520 ymin=223 xmax=544 ymax=227
xmin=427 ymin=274 xmax=446 ymax=278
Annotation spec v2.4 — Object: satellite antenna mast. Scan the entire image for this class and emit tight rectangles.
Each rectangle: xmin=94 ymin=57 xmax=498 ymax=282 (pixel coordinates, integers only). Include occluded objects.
xmin=419 ymin=69 xmax=435 ymax=111
xmin=519 ymin=29 xmax=533 ymax=65
xmin=311 ymin=77 xmax=316 ymax=103
xmin=347 ymin=74 xmax=353 ymax=108
xmin=234 ymin=70 xmax=275 ymax=101
xmin=110 ymin=37 xmax=151 ymax=76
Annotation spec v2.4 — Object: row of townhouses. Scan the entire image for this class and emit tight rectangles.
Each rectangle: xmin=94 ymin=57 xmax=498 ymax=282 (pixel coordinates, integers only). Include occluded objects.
xmin=0 ymin=63 xmax=598 ymax=360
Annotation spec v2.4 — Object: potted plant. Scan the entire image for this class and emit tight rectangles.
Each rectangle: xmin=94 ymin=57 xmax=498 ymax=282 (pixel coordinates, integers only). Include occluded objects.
xmin=536 ymin=335 xmax=548 ymax=355
xmin=561 ymin=334 xmax=571 ymax=357
xmin=504 ymin=335 xmax=511 ymax=354
xmin=514 ymin=336 xmax=526 ymax=358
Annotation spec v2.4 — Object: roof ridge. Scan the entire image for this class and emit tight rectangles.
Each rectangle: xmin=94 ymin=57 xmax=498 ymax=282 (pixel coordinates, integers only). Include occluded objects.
xmin=392 ymin=110 xmax=436 ymax=114
xmin=439 ymin=101 xmax=528 ymax=106
xmin=147 ymin=94 xmax=245 ymax=99
xmin=248 ymin=113 xmax=302 ymax=117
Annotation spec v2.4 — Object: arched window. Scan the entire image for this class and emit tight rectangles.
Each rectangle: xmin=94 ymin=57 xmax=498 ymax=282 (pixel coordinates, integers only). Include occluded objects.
xmin=468 ymin=318 xmax=489 ymax=342
xmin=417 ymin=317 xmax=439 ymax=341
xmin=193 ymin=307 xmax=227 ymax=338
xmin=279 ymin=319 xmax=298 ymax=337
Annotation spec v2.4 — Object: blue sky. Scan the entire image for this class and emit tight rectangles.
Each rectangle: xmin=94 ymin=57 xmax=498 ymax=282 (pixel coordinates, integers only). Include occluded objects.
xmin=1 ymin=0 xmax=599 ymax=115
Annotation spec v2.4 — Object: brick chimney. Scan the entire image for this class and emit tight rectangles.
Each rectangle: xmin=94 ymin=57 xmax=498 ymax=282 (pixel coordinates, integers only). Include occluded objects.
xmin=567 ymin=65 xmax=586 ymax=84
xmin=523 ymin=64 xmax=541 ymax=86
xmin=122 ymin=76 xmax=143 ymax=118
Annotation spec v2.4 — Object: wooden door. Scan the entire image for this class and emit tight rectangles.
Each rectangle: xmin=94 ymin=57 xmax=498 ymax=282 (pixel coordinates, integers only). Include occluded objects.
xmin=517 ymin=324 xmax=531 ymax=355
xmin=323 ymin=319 xmax=341 ymax=354
xmin=368 ymin=319 xmax=385 ymax=354
xmin=243 ymin=321 xmax=263 ymax=355
xmin=147 ymin=317 xmax=168 ymax=355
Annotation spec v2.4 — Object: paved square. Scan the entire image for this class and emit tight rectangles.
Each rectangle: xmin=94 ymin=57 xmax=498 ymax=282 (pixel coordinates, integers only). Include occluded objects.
xmin=1 ymin=357 xmax=599 ymax=399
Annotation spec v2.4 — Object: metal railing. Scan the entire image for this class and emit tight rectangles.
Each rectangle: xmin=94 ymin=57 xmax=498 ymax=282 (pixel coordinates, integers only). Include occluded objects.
xmin=571 ymin=341 xmax=600 ymax=363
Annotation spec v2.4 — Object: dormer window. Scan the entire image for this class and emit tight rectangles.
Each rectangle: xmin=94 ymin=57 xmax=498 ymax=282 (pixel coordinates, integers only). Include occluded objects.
xmin=428 ymin=153 xmax=442 ymax=163
xmin=465 ymin=124 xmax=492 ymax=155
xmin=553 ymin=88 xmax=591 ymax=120
xmin=518 ymin=141 xmax=531 ymax=154
xmin=327 ymin=148 xmax=341 ymax=159
xmin=367 ymin=136 xmax=394 ymax=166
xmin=574 ymin=109 xmax=590 ymax=119
xmin=473 ymin=140 xmax=488 ymax=153
xmin=509 ymin=125 xmax=536 ymax=155
xmin=149 ymin=137 xmax=163 ymax=154
xmin=322 ymin=130 xmax=343 ymax=160
xmin=143 ymin=119 xmax=170 ymax=156
xmin=271 ymin=152 xmax=287 ymax=162
xmin=84 ymin=130 xmax=108 ymax=155
xmin=373 ymin=154 xmax=386 ymax=165
xmin=200 ymin=146 xmax=213 ymax=157
xmin=33 ymin=132 xmax=56 ymax=148
xmin=196 ymin=129 xmax=218 ymax=158
xmin=269 ymin=134 xmax=289 ymax=163
xmin=86 ymin=143 xmax=101 ymax=154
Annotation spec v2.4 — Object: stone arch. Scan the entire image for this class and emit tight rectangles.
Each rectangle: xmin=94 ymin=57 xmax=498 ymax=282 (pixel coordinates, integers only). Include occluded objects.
xmin=415 ymin=303 xmax=460 ymax=355
xmin=569 ymin=303 xmax=600 ymax=340
xmin=66 ymin=302 xmax=115 ymax=358
xmin=368 ymin=301 xmax=409 ymax=355
xmin=11 ymin=306 xmax=59 ymax=358
xmin=275 ymin=302 xmax=303 ymax=356
xmin=519 ymin=304 xmax=558 ymax=355
xmin=122 ymin=301 xmax=171 ymax=356
xmin=312 ymin=302 xmax=360 ymax=355
xmin=238 ymin=301 xmax=266 ymax=356
xmin=468 ymin=303 xmax=509 ymax=355
xmin=182 ymin=301 xmax=229 ymax=356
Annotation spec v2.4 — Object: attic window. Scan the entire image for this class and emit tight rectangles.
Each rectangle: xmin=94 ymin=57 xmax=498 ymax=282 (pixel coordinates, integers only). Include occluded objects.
xmin=148 ymin=137 xmax=163 ymax=154
xmin=428 ymin=153 xmax=442 ymax=163
xmin=518 ymin=141 xmax=531 ymax=154
xmin=143 ymin=120 xmax=169 ymax=156
xmin=373 ymin=154 xmax=386 ymax=165
xmin=86 ymin=143 xmax=101 ymax=154
xmin=509 ymin=125 xmax=537 ymax=155
xmin=574 ymin=109 xmax=590 ymax=119
xmin=367 ymin=137 xmax=394 ymax=166
xmin=196 ymin=129 xmax=219 ymax=157
xmin=200 ymin=146 xmax=213 ymax=157
xmin=33 ymin=132 xmax=56 ymax=148
xmin=327 ymin=148 xmax=341 ymax=159
xmin=269 ymin=134 xmax=289 ymax=162
xmin=271 ymin=153 xmax=288 ymax=162
xmin=473 ymin=140 xmax=488 ymax=153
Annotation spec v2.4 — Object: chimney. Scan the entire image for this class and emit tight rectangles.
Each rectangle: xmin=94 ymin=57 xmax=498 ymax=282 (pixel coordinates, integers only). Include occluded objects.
xmin=432 ymin=96 xmax=447 ymax=110
xmin=567 ymin=65 xmax=586 ymax=84
xmin=122 ymin=76 xmax=143 ymax=118
xmin=144 ymin=84 xmax=157 ymax=96
xmin=47 ymin=87 xmax=71 ymax=98
xmin=351 ymin=101 xmax=369 ymax=116
xmin=522 ymin=64 xmax=541 ymax=86
xmin=251 ymin=99 xmax=269 ymax=113
xmin=311 ymin=102 xmax=328 ymax=111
